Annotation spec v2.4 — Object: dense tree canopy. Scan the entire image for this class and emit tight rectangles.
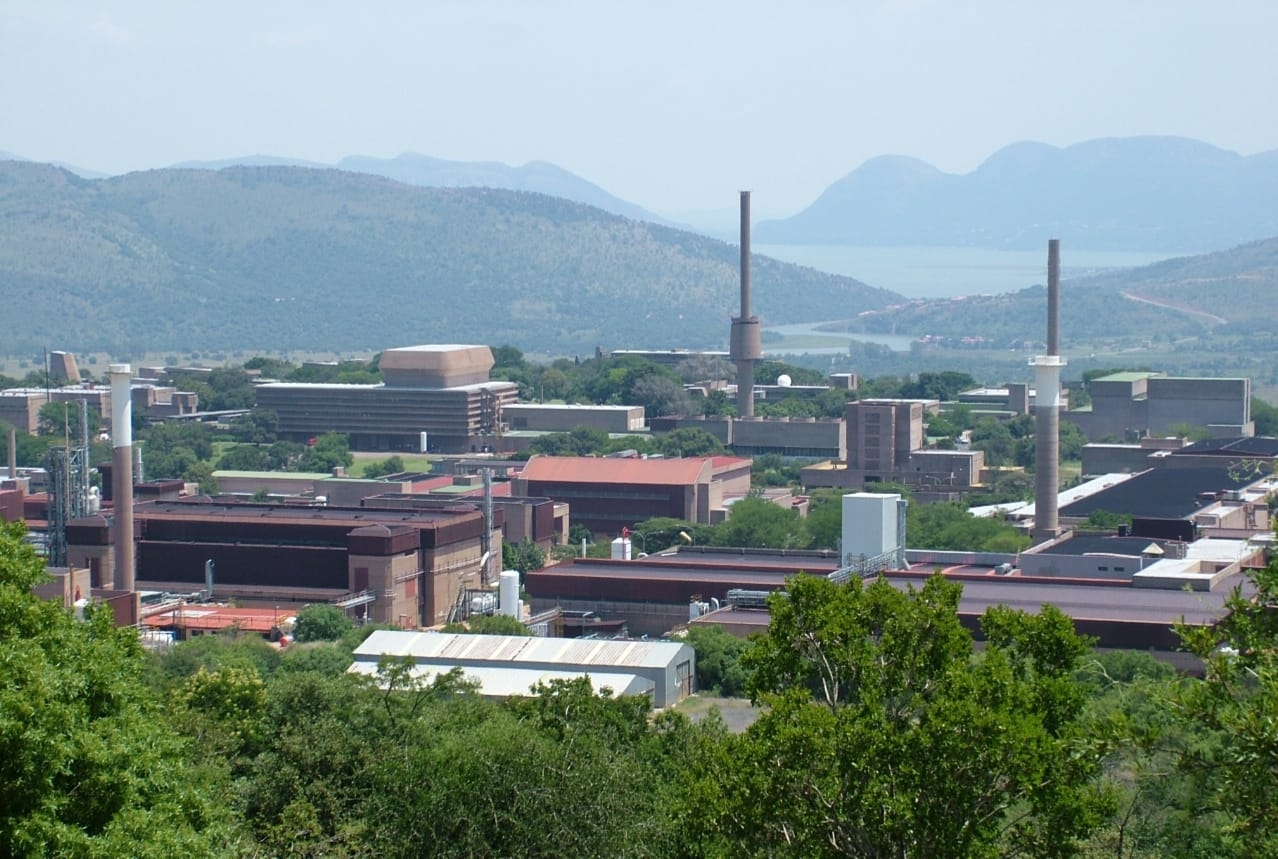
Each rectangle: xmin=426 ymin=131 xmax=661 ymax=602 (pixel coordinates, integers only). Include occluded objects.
xmin=717 ymin=574 xmax=1112 ymax=857
xmin=0 ymin=522 xmax=234 ymax=855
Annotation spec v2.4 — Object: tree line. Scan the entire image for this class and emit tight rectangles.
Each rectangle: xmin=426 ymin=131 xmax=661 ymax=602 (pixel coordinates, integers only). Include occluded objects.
xmin=2 ymin=519 xmax=1275 ymax=857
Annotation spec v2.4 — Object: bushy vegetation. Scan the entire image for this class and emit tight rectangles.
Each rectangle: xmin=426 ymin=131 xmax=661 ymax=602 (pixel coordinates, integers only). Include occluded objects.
xmin=3 ymin=519 xmax=1277 ymax=856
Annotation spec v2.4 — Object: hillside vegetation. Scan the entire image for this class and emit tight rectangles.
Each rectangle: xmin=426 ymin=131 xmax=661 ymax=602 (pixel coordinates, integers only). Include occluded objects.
xmin=173 ymin=151 xmax=673 ymax=224
xmin=836 ymin=236 xmax=1278 ymax=384
xmin=0 ymin=162 xmax=896 ymax=356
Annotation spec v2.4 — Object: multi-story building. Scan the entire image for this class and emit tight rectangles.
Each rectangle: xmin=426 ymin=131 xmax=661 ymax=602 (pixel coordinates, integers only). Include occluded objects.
xmin=801 ymin=399 xmax=984 ymax=500
xmin=256 ymin=345 xmax=518 ymax=453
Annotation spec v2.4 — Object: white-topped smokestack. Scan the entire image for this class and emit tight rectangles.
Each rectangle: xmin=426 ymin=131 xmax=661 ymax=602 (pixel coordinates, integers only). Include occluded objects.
xmin=730 ymin=190 xmax=762 ymax=416
xmin=1032 ymin=240 xmax=1065 ymax=543
xmin=108 ymin=363 xmax=135 ymax=591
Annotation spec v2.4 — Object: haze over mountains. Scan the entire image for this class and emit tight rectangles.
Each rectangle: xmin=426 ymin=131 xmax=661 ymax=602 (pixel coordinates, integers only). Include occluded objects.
xmin=8 ymin=136 xmax=1278 ymax=252
xmin=756 ymin=136 xmax=1278 ymax=251
xmin=0 ymin=161 xmax=894 ymax=356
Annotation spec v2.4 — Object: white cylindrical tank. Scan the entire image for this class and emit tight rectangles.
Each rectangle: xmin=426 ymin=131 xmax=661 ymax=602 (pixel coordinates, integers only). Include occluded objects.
xmin=499 ymin=569 xmax=521 ymax=618
xmin=611 ymin=536 xmax=632 ymax=561
xmin=841 ymin=492 xmax=902 ymax=566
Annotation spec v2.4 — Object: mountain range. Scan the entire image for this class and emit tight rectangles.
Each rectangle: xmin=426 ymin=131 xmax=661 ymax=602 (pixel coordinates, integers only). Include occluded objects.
xmin=169 ymin=152 xmax=676 ymax=226
xmin=9 ymin=136 xmax=1278 ymax=253
xmin=756 ymin=137 xmax=1278 ymax=252
xmin=0 ymin=161 xmax=895 ymax=357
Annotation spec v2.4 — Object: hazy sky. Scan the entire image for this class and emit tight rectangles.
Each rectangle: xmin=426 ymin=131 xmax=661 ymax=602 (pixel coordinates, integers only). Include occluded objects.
xmin=4 ymin=1 xmax=1277 ymax=217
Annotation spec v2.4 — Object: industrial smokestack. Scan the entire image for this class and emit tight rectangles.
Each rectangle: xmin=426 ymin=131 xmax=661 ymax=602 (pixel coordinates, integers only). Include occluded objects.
xmin=6 ymin=425 xmax=15 ymax=480
xmin=730 ymin=190 xmax=762 ymax=417
xmin=739 ymin=191 xmax=751 ymax=319
xmin=1047 ymin=238 xmax=1060 ymax=356
xmin=1032 ymin=240 xmax=1065 ymax=544
xmin=108 ymin=364 xmax=135 ymax=591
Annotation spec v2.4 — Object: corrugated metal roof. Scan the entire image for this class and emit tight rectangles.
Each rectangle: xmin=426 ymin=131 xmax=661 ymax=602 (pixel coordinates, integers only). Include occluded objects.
xmin=519 ymin=455 xmax=710 ymax=485
xmin=347 ymin=662 xmax=652 ymax=698
xmin=354 ymin=630 xmax=688 ymax=669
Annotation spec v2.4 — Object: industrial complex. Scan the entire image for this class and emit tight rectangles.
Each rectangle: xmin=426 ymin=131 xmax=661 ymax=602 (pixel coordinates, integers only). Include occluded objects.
xmin=3 ymin=204 xmax=1274 ymax=703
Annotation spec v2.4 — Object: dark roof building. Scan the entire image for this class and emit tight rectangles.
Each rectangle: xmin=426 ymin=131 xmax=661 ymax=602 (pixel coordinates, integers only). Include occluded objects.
xmin=65 ymin=499 xmax=495 ymax=628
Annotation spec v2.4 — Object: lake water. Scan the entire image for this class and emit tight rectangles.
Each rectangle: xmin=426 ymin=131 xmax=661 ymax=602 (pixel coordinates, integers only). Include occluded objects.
xmin=754 ymin=244 xmax=1194 ymax=299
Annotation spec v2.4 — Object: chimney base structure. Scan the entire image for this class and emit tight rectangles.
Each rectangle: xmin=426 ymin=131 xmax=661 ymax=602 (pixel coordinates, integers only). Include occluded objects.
xmin=730 ymin=191 xmax=762 ymax=417
xmin=1031 ymin=239 xmax=1064 ymax=544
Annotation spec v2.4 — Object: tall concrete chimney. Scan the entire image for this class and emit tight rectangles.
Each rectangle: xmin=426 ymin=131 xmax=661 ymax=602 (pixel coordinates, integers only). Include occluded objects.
xmin=1032 ymin=240 xmax=1065 ymax=544
xmin=108 ymin=363 xmax=135 ymax=591
xmin=730 ymin=191 xmax=762 ymax=416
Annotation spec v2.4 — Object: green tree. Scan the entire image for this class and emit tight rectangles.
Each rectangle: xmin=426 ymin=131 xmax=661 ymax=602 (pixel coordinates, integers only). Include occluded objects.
xmin=37 ymin=401 xmax=101 ymax=438
xmin=293 ymin=604 xmax=356 ymax=643
xmin=629 ymin=373 xmax=691 ymax=417
xmin=804 ymin=488 xmax=845 ymax=550
xmin=216 ymin=443 xmax=268 ymax=472
xmin=361 ymin=454 xmax=406 ymax=478
xmin=529 ymin=426 xmax=612 ymax=456
xmin=654 ymin=427 xmax=725 ymax=458
xmin=502 ymin=537 xmax=546 ymax=574
xmin=700 ymin=388 xmax=737 ymax=417
xmin=755 ymin=360 xmax=826 ymax=386
xmin=908 ymin=501 xmax=1030 ymax=552
xmin=718 ymin=573 xmax=1113 ymax=857
xmin=710 ymin=496 xmax=808 ymax=550
xmin=1176 ymin=563 xmax=1278 ymax=851
xmin=442 ymin=613 xmax=528 ymax=636
xmin=228 ymin=408 xmax=279 ymax=444
xmin=684 ymin=625 xmax=750 ymax=697
xmin=0 ymin=521 xmax=235 ymax=854
xmin=1251 ymin=396 xmax=1278 ymax=437
xmin=302 ymin=432 xmax=354 ymax=472
xmin=971 ymin=416 xmax=1015 ymax=466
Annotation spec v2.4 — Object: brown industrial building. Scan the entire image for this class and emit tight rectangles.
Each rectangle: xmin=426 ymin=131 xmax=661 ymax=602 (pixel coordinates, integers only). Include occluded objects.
xmin=525 ymin=545 xmax=1254 ymax=657
xmin=513 ymin=454 xmax=752 ymax=535
xmin=801 ymin=399 xmax=984 ymax=500
xmin=256 ymin=345 xmax=518 ymax=453
xmin=65 ymin=499 xmax=496 ymax=627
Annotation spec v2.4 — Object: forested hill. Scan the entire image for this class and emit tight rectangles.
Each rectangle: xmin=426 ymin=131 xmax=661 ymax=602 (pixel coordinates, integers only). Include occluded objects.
xmin=845 ymin=235 xmax=1278 ymax=380
xmin=757 ymin=136 xmax=1278 ymax=251
xmin=173 ymin=152 xmax=674 ymax=226
xmin=0 ymin=162 xmax=898 ymax=356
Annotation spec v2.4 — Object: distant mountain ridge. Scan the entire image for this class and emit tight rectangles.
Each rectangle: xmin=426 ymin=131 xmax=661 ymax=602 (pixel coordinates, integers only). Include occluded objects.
xmin=0 ymin=162 xmax=896 ymax=356
xmin=757 ymin=136 xmax=1278 ymax=251
xmin=174 ymin=152 xmax=675 ymax=225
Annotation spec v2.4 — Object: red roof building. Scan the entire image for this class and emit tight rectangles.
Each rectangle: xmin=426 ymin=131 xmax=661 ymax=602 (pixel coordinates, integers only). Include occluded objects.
xmin=513 ymin=455 xmax=751 ymax=535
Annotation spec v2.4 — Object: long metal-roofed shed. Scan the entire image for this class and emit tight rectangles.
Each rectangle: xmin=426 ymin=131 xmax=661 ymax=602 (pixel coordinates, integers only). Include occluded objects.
xmin=349 ymin=630 xmax=696 ymax=707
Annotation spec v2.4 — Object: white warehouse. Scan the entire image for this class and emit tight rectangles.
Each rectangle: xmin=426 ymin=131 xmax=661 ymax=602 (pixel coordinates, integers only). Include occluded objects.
xmin=349 ymin=630 xmax=696 ymax=708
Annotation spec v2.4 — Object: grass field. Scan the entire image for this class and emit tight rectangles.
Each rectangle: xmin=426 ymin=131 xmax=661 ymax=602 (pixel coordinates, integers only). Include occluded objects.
xmin=347 ymin=452 xmax=435 ymax=477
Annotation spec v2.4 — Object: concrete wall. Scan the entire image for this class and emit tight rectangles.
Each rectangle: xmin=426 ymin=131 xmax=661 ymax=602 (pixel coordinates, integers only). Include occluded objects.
xmin=1080 ymin=444 xmax=1153 ymax=475
xmin=731 ymin=417 xmax=845 ymax=459
xmin=1146 ymin=377 xmax=1250 ymax=435
xmin=503 ymin=404 xmax=645 ymax=433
